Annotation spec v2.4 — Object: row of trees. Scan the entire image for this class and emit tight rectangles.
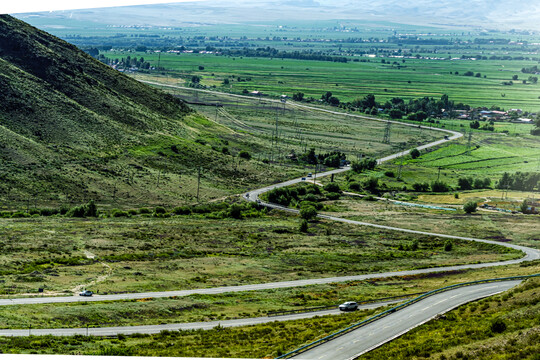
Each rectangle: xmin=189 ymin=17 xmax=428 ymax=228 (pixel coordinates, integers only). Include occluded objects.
xmin=220 ymin=47 xmax=348 ymax=63
xmin=497 ymin=172 xmax=540 ymax=191
xmin=299 ymin=149 xmax=347 ymax=167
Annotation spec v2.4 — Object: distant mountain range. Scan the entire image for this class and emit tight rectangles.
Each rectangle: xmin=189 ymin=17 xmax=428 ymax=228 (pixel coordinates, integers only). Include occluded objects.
xmin=13 ymin=0 xmax=540 ymax=30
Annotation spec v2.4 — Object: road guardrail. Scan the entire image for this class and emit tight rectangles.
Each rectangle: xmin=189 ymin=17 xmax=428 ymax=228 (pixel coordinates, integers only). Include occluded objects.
xmin=276 ymin=273 xmax=540 ymax=359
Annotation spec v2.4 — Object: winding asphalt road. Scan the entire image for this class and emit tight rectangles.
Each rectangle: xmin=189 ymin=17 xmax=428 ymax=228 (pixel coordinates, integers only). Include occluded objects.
xmin=0 ymin=301 xmax=400 ymax=337
xmin=0 ymin=84 xmax=535 ymax=357
xmin=292 ymin=280 xmax=522 ymax=360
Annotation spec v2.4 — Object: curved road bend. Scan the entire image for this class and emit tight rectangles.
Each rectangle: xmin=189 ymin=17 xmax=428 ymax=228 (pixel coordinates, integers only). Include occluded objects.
xmin=141 ymin=80 xmax=463 ymax=144
xmin=0 ymin=301 xmax=398 ymax=337
xmin=292 ymin=280 xmax=522 ymax=360
xmin=0 ymin=88 xmax=537 ymax=307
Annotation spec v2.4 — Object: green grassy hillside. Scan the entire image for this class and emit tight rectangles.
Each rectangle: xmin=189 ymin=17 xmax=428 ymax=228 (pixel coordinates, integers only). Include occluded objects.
xmin=0 ymin=15 xmax=294 ymax=208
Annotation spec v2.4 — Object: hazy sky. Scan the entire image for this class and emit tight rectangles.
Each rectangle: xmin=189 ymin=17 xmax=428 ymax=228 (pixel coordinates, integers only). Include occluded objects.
xmin=2 ymin=0 xmax=201 ymax=14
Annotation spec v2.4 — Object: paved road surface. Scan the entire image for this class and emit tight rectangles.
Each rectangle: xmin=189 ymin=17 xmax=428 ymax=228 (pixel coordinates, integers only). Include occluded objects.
xmin=0 ymin=301 xmax=398 ymax=337
xmin=0 ymin=84 xmax=532 ymax=358
xmin=292 ymin=280 xmax=522 ymax=360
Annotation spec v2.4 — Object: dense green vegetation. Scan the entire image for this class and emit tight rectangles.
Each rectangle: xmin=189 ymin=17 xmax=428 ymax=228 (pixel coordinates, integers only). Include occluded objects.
xmin=1 ymin=13 xmax=539 ymax=359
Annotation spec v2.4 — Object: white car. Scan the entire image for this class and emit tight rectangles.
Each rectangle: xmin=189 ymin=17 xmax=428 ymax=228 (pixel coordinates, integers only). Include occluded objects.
xmin=339 ymin=301 xmax=358 ymax=311
xmin=79 ymin=290 xmax=93 ymax=297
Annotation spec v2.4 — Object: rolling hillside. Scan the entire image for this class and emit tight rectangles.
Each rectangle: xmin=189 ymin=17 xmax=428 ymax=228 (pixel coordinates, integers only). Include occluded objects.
xmin=0 ymin=15 xmax=282 ymax=209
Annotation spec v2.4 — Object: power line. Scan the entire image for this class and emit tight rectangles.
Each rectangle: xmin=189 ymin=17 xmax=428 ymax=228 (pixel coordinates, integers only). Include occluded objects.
xmin=383 ymin=121 xmax=391 ymax=144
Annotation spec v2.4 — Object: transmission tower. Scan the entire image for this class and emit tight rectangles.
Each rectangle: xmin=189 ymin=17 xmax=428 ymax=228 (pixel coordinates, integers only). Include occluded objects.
xmin=466 ymin=131 xmax=473 ymax=153
xmin=382 ymin=121 xmax=392 ymax=144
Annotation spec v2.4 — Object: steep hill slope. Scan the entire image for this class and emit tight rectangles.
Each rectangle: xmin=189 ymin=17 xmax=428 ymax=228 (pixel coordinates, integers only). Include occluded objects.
xmin=0 ymin=15 xmax=284 ymax=208
xmin=0 ymin=14 xmax=191 ymax=148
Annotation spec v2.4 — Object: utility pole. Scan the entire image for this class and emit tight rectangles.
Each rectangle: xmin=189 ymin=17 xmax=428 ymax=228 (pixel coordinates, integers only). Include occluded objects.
xmin=196 ymin=167 xmax=201 ymax=203
xmin=437 ymin=166 xmax=442 ymax=181
xmin=397 ymin=143 xmax=406 ymax=179
xmin=466 ymin=131 xmax=473 ymax=152
xmin=383 ymin=121 xmax=391 ymax=144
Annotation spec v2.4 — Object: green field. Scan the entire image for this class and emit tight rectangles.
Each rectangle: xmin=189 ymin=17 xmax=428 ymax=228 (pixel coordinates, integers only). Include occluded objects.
xmin=110 ymin=52 xmax=540 ymax=110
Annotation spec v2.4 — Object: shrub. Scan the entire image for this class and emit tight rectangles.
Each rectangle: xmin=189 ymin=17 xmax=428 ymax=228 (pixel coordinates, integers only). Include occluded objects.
xmin=302 ymin=193 xmax=318 ymax=203
xmin=410 ymin=148 xmax=421 ymax=159
xmin=351 ymin=158 xmax=377 ymax=173
xmin=11 ymin=211 xmax=30 ymax=218
xmin=238 ymin=151 xmax=251 ymax=160
xmin=172 ymin=206 xmax=192 ymax=215
xmin=363 ymin=177 xmax=379 ymax=193
xmin=444 ymin=241 xmax=453 ymax=251
xmin=111 ymin=209 xmax=129 ymax=217
xmin=349 ymin=182 xmax=361 ymax=191
xmin=154 ymin=206 xmax=167 ymax=214
xmin=431 ymin=180 xmax=451 ymax=192
xmin=326 ymin=192 xmax=341 ymax=200
xmin=228 ymin=204 xmax=244 ymax=219
xmin=299 ymin=219 xmax=309 ymax=232
xmin=139 ymin=208 xmax=151 ymax=214
xmin=39 ymin=208 xmax=59 ymax=216
xmin=413 ymin=182 xmax=430 ymax=192
xmin=299 ymin=205 xmax=317 ymax=220
xmin=384 ymin=171 xmax=395 ymax=178
xmin=490 ymin=318 xmax=507 ymax=333
xmin=66 ymin=200 xmax=98 ymax=218
xmin=323 ymin=182 xmax=341 ymax=193
xmin=463 ymin=201 xmax=478 ymax=214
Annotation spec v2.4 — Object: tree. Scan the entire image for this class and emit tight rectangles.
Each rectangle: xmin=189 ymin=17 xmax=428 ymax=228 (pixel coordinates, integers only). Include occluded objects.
xmin=528 ymin=76 xmax=538 ymax=84
xmin=389 ymin=109 xmax=404 ymax=119
xmin=412 ymin=182 xmax=430 ymax=192
xmin=292 ymin=92 xmax=304 ymax=101
xmin=302 ymin=148 xmax=318 ymax=165
xmin=328 ymin=96 xmax=340 ymax=106
xmin=458 ymin=177 xmax=473 ymax=190
xmin=512 ymin=75 xmax=519 ymax=80
xmin=191 ymin=75 xmax=201 ymax=83
xmin=431 ymin=180 xmax=451 ymax=192
xmin=321 ymin=91 xmax=333 ymax=102
xmin=520 ymin=200 xmax=529 ymax=214
xmin=198 ymin=65 xmax=205 ymax=70
xmin=410 ymin=148 xmax=421 ymax=159
xmin=299 ymin=219 xmax=309 ymax=232
xmin=470 ymin=120 xmax=480 ymax=129
xmin=463 ymin=201 xmax=478 ymax=214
